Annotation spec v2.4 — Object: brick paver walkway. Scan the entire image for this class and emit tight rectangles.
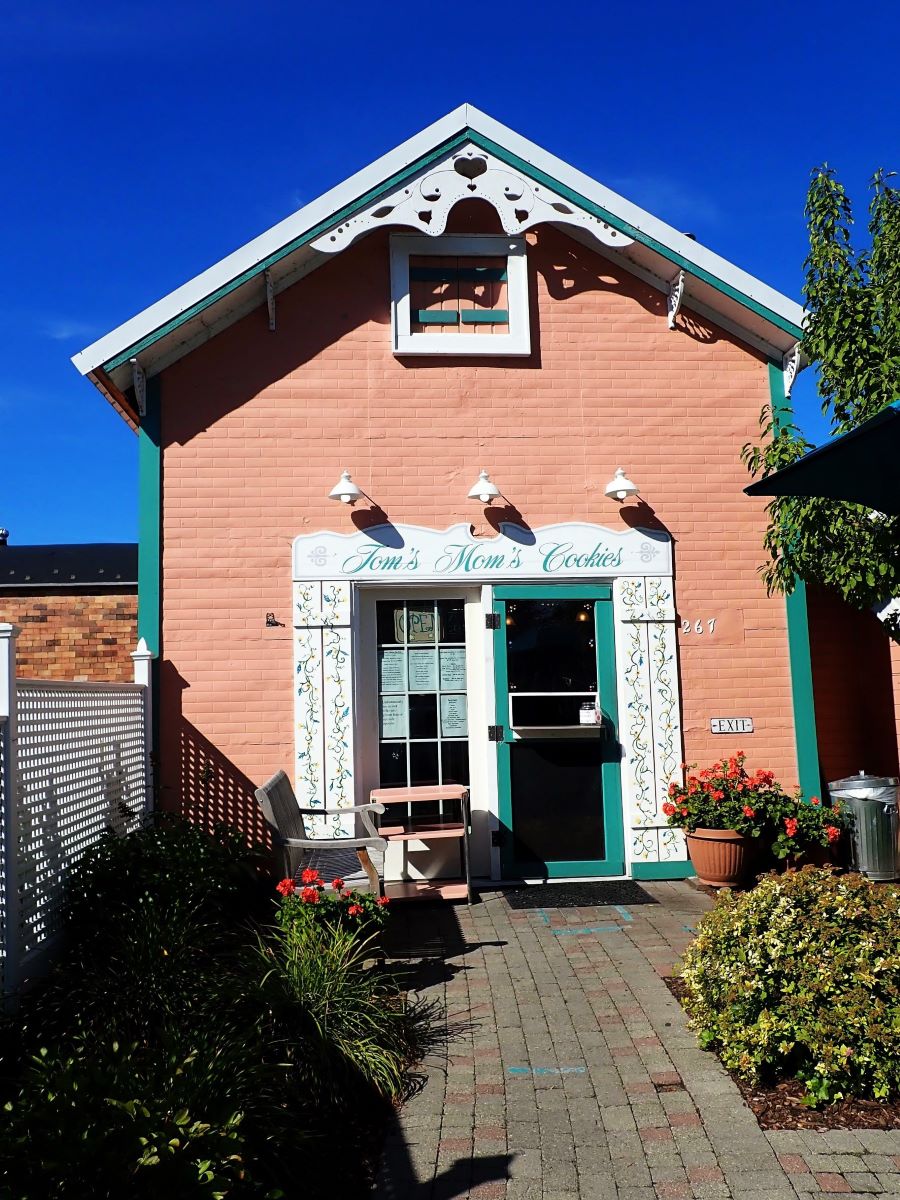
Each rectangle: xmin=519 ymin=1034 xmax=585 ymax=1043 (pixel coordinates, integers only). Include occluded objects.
xmin=373 ymin=883 xmax=900 ymax=1200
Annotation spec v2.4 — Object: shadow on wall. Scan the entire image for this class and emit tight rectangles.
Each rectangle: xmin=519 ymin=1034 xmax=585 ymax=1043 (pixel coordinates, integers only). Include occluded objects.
xmin=159 ymin=660 xmax=271 ymax=847
xmin=808 ymin=585 xmax=899 ymax=781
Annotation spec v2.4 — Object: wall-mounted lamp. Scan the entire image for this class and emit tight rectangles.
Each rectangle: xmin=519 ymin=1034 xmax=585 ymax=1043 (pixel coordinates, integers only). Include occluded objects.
xmin=328 ymin=470 xmax=364 ymax=505
xmin=467 ymin=469 xmax=501 ymax=505
xmin=603 ymin=467 xmax=640 ymax=503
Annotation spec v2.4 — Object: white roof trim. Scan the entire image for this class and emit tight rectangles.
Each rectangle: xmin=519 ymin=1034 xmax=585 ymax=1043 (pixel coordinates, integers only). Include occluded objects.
xmin=73 ymin=103 xmax=804 ymax=378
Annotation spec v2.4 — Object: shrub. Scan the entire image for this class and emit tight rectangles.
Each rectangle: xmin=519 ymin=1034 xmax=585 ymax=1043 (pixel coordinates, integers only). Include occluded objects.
xmin=678 ymin=868 xmax=900 ymax=1104
xmin=1 ymin=1026 xmax=281 ymax=1199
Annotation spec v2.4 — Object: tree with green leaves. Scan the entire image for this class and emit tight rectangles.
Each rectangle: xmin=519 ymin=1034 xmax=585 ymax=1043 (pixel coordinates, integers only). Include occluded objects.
xmin=742 ymin=168 xmax=900 ymax=624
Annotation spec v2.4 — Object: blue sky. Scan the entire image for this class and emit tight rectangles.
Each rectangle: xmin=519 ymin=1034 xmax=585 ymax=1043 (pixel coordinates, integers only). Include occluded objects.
xmin=2 ymin=0 xmax=897 ymax=544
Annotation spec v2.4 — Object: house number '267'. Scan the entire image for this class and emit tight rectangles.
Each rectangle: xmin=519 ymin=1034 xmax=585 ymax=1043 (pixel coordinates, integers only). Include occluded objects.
xmin=681 ymin=618 xmax=717 ymax=635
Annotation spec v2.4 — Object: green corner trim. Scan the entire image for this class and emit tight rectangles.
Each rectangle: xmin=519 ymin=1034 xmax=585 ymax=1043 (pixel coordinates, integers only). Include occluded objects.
xmin=101 ymin=127 xmax=801 ymax=374
xmin=632 ymin=861 xmax=695 ymax=880
xmin=138 ymin=377 xmax=161 ymax=658
xmin=766 ymin=362 xmax=821 ymax=799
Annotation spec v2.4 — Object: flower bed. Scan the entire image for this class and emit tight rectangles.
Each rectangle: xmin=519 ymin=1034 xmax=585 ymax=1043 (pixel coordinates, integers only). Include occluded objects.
xmin=0 ymin=818 xmax=436 ymax=1197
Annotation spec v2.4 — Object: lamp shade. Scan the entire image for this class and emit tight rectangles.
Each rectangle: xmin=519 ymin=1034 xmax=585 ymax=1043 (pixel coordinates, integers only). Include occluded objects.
xmin=328 ymin=470 xmax=363 ymax=504
xmin=467 ymin=470 xmax=501 ymax=504
xmin=604 ymin=468 xmax=639 ymax=503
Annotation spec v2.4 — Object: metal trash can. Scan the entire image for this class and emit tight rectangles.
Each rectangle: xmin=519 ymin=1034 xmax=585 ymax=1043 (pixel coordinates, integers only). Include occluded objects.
xmin=828 ymin=772 xmax=900 ymax=881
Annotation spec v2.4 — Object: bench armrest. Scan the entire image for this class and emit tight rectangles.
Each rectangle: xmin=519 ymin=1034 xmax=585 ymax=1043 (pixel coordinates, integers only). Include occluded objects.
xmin=279 ymin=835 xmax=387 ymax=852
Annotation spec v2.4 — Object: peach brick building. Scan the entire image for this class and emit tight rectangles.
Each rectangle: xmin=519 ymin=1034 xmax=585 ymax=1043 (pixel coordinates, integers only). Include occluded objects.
xmin=72 ymin=105 xmax=836 ymax=882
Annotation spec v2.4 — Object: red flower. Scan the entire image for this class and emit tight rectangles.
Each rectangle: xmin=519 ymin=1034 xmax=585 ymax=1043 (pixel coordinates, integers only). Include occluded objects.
xmin=662 ymin=801 xmax=676 ymax=817
xmin=712 ymin=790 xmax=724 ymax=801
xmin=810 ymin=796 xmax=821 ymax=806
xmin=377 ymin=896 xmax=390 ymax=907
xmin=826 ymin=825 xmax=841 ymax=843
xmin=331 ymin=878 xmax=345 ymax=891
xmin=680 ymin=807 xmax=688 ymax=818
xmin=742 ymin=805 xmax=755 ymax=818
xmin=784 ymin=817 xmax=798 ymax=838
xmin=276 ymin=878 xmax=296 ymax=897
xmin=300 ymin=868 xmax=322 ymax=885
xmin=668 ymin=782 xmax=678 ymax=796
xmin=341 ymin=890 xmax=352 ymax=899
xmin=348 ymin=903 xmax=363 ymax=916
xmin=300 ymin=886 xmax=320 ymax=903
xmin=735 ymin=784 xmax=744 ymax=793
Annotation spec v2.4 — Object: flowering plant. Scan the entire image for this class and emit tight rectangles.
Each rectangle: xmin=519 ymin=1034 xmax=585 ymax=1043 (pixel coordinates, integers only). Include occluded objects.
xmin=662 ymin=752 xmax=790 ymax=839
xmin=664 ymin=751 xmax=845 ymax=859
xmin=274 ymin=868 xmax=390 ymax=933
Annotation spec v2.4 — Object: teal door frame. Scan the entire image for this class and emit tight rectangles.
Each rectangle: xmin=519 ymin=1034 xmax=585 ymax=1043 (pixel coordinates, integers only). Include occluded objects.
xmin=492 ymin=584 xmax=625 ymax=879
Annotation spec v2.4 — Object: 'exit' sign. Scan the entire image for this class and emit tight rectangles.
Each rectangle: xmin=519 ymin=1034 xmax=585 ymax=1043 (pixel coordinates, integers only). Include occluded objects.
xmin=710 ymin=717 xmax=754 ymax=734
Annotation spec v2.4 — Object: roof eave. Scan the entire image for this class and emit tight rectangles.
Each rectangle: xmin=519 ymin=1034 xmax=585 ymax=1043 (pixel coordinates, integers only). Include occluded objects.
xmin=74 ymin=103 xmax=805 ymax=396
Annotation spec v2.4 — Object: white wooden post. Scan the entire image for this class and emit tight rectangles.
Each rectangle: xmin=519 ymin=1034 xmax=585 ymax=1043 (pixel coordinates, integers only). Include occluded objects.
xmin=0 ymin=624 xmax=21 ymax=997
xmin=130 ymin=638 xmax=155 ymax=812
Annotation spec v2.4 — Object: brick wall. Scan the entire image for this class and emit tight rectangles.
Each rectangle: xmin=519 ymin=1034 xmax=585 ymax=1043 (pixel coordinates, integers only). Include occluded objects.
xmin=0 ymin=589 xmax=137 ymax=681
xmin=807 ymin=585 xmax=899 ymax=783
xmin=157 ymin=219 xmax=797 ymax=832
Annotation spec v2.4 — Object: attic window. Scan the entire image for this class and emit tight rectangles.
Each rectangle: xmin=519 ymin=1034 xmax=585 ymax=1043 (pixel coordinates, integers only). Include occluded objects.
xmin=390 ymin=234 xmax=530 ymax=356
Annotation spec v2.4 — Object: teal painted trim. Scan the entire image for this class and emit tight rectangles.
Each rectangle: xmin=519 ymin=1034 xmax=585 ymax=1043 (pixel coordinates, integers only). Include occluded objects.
xmin=492 ymin=588 xmax=625 ymax=878
xmin=101 ymin=125 xmax=801 ymax=375
xmin=494 ymin=584 xmax=613 ymax=600
xmin=466 ymin=131 xmax=803 ymax=341
xmin=632 ymin=861 xmax=696 ymax=880
xmin=786 ymin=582 xmax=822 ymax=799
xmin=460 ymin=309 xmax=508 ymax=325
xmin=103 ymin=131 xmax=472 ymax=372
xmin=766 ymin=361 xmax=821 ymax=800
xmin=138 ymin=377 xmax=161 ymax=657
xmin=415 ymin=310 xmax=459 ymax=325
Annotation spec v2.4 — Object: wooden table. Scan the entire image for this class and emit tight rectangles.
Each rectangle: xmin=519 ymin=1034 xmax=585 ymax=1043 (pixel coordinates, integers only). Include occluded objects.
xmin=369 ymin=784 xmax=472 ymax=903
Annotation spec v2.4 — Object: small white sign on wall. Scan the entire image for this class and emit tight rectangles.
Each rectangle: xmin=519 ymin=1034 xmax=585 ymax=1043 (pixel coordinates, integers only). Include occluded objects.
xmin=710 ymin=717 xmax=754 ymax=735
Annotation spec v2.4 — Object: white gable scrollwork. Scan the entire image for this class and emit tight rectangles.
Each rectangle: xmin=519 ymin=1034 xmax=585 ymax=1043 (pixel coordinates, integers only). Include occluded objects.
xmin=310 ymin=144 xmax=635 ymax=255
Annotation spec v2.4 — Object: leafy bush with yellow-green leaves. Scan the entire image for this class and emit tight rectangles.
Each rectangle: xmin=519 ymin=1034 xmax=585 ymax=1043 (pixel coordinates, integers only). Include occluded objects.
xmin=679 ymin=868 xmax=900 ymax=1105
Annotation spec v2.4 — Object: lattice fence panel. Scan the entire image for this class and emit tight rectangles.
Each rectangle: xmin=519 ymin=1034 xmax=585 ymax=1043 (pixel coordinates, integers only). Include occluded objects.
xmin=15 ymin=682 xmax=148 ymax=960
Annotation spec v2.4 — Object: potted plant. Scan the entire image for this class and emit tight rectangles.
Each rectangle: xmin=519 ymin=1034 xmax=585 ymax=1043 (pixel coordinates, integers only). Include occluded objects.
xmin=663 ymin=752 xmax=791 ymax=887
xmin=773 ymin=794 xmax=846 ymax=868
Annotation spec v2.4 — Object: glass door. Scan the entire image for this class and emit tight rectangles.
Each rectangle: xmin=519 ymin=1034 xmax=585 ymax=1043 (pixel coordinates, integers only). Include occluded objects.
xmin=493 ymin=585 xmax=624 ymax=878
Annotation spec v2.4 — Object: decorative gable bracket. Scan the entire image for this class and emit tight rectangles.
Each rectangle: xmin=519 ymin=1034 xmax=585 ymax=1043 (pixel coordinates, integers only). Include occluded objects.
xmin=782 ymin=341 xmax=803 ymax=399
xmin=310 ymin=145 xmax=636 ymax=256
xmin=666 ymin=270 xmax=685 ymax=330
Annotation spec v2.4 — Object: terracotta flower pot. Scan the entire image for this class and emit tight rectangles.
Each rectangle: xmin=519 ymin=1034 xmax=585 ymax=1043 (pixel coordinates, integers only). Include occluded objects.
xmin=684 ymin=828 xmax=754 ymax=888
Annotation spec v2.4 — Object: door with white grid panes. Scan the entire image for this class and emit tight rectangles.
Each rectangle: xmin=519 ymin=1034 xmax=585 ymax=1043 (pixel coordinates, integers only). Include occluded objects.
xmin=376 ymin=599 xmax=469 ymax=818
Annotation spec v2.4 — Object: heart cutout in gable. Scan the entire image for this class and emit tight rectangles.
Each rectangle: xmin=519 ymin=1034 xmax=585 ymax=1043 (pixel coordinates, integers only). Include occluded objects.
xmin=453 ymin=154 xmax=488 ymax=180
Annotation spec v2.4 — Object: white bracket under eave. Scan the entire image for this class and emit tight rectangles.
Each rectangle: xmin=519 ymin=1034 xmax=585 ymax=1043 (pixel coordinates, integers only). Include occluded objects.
xmin=130 ymin=357 xmax=147 ymax=417
xmin=265 ymin=268 xmax=276 ymax=332
xmin=667 ymin=270 xmax=685 ymax=330
xmin=782 ymin=342 xmax=802 ymax=399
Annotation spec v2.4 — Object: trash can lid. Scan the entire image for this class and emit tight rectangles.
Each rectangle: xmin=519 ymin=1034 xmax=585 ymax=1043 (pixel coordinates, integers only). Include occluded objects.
xmin=829 ymin=772 xmax=899 ymax=791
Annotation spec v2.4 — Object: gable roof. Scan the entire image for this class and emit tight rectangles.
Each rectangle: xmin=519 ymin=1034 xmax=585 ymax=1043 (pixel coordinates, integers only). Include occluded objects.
xmin=73 ymin=104 xmax=805 ymax=422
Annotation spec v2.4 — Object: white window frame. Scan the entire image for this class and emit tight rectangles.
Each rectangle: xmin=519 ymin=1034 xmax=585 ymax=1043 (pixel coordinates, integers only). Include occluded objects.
xmin=390 ymin=234 xmax=531 ymax=357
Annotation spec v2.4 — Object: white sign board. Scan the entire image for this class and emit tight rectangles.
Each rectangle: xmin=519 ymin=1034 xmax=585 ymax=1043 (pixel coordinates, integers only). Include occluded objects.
xmin=710 ymin=717 xmax=754 ymax=735
xmin=293 ymin=522 xmax=671 ymax=583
